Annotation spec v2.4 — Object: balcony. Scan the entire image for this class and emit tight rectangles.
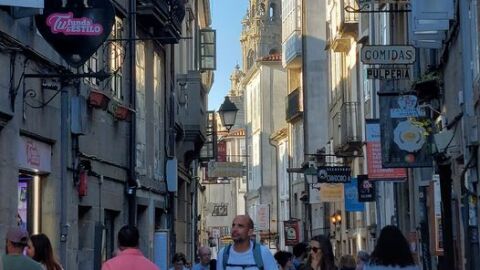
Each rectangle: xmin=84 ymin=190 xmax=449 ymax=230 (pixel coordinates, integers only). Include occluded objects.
xmin=285 ymin=88 xmax=303 ymax=123
xmin=333 ymin=102 xmax=362 ymax=155
xmin=137 ymin=0 xmax=185 ymax=44
xmin=282 ymin=31 xmax=302 ymax=68
xmin=340 ymin=0 xmax=359 ymax=38
xmin=177 ymin=71 xmax=207 ymax=160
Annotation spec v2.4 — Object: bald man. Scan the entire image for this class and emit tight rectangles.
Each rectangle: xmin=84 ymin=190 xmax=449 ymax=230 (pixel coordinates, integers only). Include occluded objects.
xmin=192 ymin=246 xmax=212 ymax=270
xmin=216 ymin=215 xmax=278 ymax=270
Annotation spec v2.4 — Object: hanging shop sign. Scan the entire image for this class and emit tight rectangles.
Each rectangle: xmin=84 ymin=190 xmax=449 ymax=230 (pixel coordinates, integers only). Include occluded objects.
xmin=361 ymin=45 xmax=416 ymax=65
xmin=357 ymin=175 xmax=376 ymax=202
xmin=212 ymin=203 xmax=228 ymax=216
xmin=35 ymin=0 xmax=115 ymax=68
xmin=367 ymin=68 xmax=411 ymax=80
xmin=379 ymin=94 xmax=433 ymax=168
xmin=365 ymin=119 xmax=407 ymax=179
xmin=317 ymin=166 xmax=351 ymax=183
xmin=0 ymin=0 xmax=43 ymax=8
xmin=344 ymin=178 xmax=365 ymax=212
xmin=317 ymin=184 xmax=344 ymax=203
xmin=283 ymin=219 xmax=300 ymax=246
xmin=18 ymin=136 xmax=52 ymax=174
xmin=208 ymin=161 xmax=245 ymax=177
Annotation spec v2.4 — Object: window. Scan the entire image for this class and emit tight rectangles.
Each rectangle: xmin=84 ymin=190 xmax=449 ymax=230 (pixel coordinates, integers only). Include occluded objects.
xmin=269 ymin=3 xmax=276 ymax=20
xmin=83 ymin=52 xmax=99 ymax=86
xmin=104 ymin=210 xmax=118 ymax=260
xmin=471 ymin=0 xmax=480 ymax=80
xmin=110 ymin=16 xmax=125 ymax=100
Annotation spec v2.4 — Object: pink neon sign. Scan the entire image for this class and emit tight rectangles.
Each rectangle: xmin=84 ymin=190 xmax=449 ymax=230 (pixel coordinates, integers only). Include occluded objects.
xmin=46 ymin=12 xmax=104 ymax=36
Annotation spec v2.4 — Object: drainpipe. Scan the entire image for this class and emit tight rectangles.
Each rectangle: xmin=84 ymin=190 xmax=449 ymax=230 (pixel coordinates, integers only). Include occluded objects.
xmin=301 ymin=0 xmax=311 ymax=241
xmin=268 ymin=137 xmax=279 ymax=248
xmin=459 ymin=1 xmax=480 ymax=269
xmin=368 ymin=0 xmax=383 ymax=239
xmin=59 ymin=80 xmax=71 ymax=268
xmin=128 ymin=0 xmax=138 ymax=227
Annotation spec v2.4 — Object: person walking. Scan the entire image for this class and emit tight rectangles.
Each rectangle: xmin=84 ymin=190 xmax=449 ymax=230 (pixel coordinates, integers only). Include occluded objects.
xmin=301 ymin=235 xmax=336 ymax=270
xmin=216 ymin=214 xmax=278 ymax=269
xmin=170 ymin=252 xmax=189 ymax=270
xmin=292 ymin=242 xmax=308 ymax=270
xmin=2 ymin=227 xmax=43 ymax=270
xmin=338 ymin=255 xmax=356 ymax=270
xmin=355 ymin=251 xmax=369 ymax=270
xmin=101 ymin=225 xmax=159 ymax=270
xmin=27 ymin=233 xmax=63 ymax=270
xmin=209 ymin=259 xmax=217 ymax=270
xmin=364 ymin=225 xmax=419 ymax=270
xmin=193 ymin=247 xmax=212 ymax=270
xmin=274 ymin=251 xmax=294 ymax=270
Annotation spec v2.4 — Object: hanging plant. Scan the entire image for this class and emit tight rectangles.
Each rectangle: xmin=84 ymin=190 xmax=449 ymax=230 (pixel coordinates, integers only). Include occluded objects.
xmin=412 ymin=71 xmax=442 ymax=101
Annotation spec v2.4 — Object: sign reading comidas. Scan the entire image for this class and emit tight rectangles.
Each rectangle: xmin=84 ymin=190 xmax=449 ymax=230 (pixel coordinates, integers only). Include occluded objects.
xmin=35 ymin=0 xmax=115 ymax=68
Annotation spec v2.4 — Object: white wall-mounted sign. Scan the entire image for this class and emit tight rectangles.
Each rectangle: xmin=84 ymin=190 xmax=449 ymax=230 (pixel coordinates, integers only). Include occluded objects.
xmin=361 ymin=45 xmax=416 ymax=65
xmin=18 ymin=136 xmax=52 ymax=174
xmin=255 ymin=204 xmax=270 ymax=231
xmin=0 ymin=0 xmax=43 ymax=8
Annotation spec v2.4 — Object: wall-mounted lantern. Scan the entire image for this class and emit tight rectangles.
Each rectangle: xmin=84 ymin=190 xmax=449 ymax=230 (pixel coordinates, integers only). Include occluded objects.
xmin=218 ymin=96 xmax=238 ymax=132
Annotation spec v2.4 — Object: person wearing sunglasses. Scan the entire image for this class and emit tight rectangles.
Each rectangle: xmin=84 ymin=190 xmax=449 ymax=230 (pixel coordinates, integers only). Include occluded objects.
xmin=302 ymin=235 xmax=336 ymax=270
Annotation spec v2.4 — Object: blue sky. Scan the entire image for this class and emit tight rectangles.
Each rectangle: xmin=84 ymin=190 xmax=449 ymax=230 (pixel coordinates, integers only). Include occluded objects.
xmin=208 ymin=0 xmax=248 ymax=111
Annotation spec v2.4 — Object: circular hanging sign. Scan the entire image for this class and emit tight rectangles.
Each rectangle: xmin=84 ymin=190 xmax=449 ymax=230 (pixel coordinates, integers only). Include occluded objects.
xmin=393 ymin=120 xmax=426 ymax=152
xmin=35 ymin=0 xmax=115 ymax=68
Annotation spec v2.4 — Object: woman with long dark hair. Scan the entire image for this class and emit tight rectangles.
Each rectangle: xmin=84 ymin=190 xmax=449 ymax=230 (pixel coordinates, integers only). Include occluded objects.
xmin=365 ymin=225 xmax=419 ymax=270
xmin=301 ymin=235 xmax=336 ymax=270
xmin=27 ymin=233 xmax=63 ymax=270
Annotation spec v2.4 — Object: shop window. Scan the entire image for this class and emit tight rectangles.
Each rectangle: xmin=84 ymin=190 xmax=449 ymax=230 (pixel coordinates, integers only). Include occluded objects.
xmin=18 ymin=174 xmax=41 ymax=234
xmin=104 ymin=210 xmax=119 ymax=260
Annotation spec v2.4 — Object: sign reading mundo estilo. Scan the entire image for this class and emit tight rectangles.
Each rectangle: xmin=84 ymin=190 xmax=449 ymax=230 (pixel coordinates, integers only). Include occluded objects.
xmin=35 ymin=0 xmax=115 ymax=68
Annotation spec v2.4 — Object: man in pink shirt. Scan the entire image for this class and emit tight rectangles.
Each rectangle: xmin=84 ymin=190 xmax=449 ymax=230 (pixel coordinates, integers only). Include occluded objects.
xmin=101 ymin=225 xmax=160 ymax=270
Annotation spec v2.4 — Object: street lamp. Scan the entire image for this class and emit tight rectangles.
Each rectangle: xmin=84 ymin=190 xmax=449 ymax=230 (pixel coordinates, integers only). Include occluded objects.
xmin=218 ymin=96 xmax=239 ymax=132
xmin=331 ymin=212 xmax=342 ymax=226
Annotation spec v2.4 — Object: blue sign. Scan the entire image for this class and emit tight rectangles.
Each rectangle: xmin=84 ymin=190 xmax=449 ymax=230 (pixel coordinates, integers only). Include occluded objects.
xmin=344 ymin=178 xmax=365 ymax=212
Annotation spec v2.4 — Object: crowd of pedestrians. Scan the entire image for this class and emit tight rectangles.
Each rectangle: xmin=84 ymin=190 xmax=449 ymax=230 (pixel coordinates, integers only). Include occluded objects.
xmin=1 ymin=216 xmax=419 ymax=270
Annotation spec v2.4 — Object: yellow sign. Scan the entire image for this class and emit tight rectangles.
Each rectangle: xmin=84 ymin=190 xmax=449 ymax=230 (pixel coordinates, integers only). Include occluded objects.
xmin=319 ymin=184 xmax=344 ymax=203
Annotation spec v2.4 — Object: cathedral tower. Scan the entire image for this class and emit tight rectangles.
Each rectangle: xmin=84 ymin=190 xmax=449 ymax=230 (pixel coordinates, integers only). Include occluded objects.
xmin=240 ymin=0 xmax=282 ymax=73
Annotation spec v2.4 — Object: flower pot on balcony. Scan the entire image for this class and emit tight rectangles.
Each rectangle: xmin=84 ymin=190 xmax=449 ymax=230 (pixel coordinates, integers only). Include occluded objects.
xmin=88 ymin=89 xmax=110 ymax=110
xmin=112 ymin=102 xmax=133 ymax=121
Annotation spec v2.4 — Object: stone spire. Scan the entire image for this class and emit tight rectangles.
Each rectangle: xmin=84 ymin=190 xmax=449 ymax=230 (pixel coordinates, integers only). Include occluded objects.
xmin=240 ymin=0 xmax=282 ymax=73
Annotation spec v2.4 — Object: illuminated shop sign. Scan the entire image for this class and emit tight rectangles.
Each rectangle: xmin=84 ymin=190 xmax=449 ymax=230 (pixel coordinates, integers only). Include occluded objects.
xmin=35 ymin=0 xmax=115 ymax=68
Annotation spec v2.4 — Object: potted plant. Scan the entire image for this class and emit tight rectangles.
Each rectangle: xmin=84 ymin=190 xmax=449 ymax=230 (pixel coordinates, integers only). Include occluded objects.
xmin=412 ymin=71 xmax=441 ymax=101
xmin=88 ymin=88 xmax=110 ymax=110
xmin=109 ymin=100 xmax=134 ymax=121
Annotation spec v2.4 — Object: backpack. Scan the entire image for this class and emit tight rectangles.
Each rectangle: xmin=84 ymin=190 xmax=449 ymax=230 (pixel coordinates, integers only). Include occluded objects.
xmin=222 ymin=241 xmax=264 ymax=270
